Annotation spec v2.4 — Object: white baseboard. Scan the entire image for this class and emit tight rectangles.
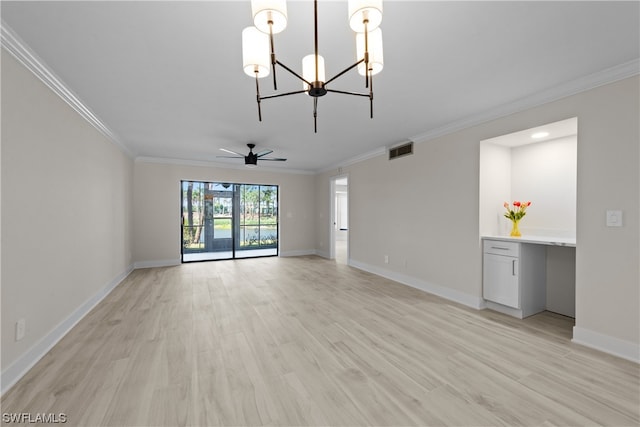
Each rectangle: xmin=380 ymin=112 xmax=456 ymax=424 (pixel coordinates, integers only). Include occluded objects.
xmin=572 ymin=326 xmax=640 ymax=363
xmin=279 ymin=249 xmax=318 ymax=257
xmin=133 ymin=259 xmax=180 ymax=269
xmin=1 ymin=264 xmax=135 ymax=396
xmin=315 ymin=249 xmax=330 ymax=259
xmin=348 ymin=259 xmax=485 ymax=310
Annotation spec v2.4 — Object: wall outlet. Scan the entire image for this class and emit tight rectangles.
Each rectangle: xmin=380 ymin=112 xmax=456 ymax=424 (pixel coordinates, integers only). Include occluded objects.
xmin=15 ymin=319 xmax=26 ymax=341
xmin=384 ymin=255 xmax=389 ymax=264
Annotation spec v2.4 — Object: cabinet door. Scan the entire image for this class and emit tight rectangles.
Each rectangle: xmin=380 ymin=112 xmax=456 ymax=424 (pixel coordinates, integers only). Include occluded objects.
xmin=483 ymin=253 xmax=519 ymax=308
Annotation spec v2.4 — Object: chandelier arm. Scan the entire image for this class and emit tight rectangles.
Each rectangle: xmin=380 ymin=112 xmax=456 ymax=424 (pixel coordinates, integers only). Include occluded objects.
xmin=313 ymin=97 xmax=318 ymax=133
xmin=255 ymin=72 xmax=262 ymax=121
xmin=325 ymin=89 xmax=370 ymax=97
xmin=369 ymin=68 xmax=374 ymax=118
xmin=314 ymin=0 xmax=320 ymax=83
xmin=260 ymin=89 xmax=308 ymax=100
xmin=269 ymin=23 xmax=277 ymax=90
xmin=364 ymin=19 xmax=369 ymax=89
xmin=275 ymin=60 xmax=312 ymax=86
xmin=324 ymin=58 xmax=365 ymax=86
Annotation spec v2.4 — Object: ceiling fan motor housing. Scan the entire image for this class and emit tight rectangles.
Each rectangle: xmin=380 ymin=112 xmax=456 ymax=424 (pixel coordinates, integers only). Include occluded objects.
xmin=245 ymin=153 xmax=258 ymax=165
xmin=245 ymin=143 xmax=258 ymax=165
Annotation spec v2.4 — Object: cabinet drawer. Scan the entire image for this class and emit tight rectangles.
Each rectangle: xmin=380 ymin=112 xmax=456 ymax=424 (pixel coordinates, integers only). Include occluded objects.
xmin=483 ymin=240 xmax=520 ymax=257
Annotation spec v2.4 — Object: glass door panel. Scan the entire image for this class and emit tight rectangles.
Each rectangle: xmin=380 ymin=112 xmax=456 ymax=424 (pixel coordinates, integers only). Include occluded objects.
xmin=182 ymin=181 xmax=205 ymax=255
xmin=236 ymin=184 xmax=278 ymax=257
xmin=181 ymin=181 xmax=278 ymax=262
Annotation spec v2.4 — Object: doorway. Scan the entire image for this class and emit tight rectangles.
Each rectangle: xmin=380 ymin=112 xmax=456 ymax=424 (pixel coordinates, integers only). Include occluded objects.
xmin=331 ymin=176 xmax=348 ymax=263
xmin=181 ymin=181 xmax=279 ymax=262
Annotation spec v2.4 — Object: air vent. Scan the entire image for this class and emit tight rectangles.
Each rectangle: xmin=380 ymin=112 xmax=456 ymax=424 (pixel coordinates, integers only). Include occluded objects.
xmin=389 ymin=141 xmax=413 ymax=160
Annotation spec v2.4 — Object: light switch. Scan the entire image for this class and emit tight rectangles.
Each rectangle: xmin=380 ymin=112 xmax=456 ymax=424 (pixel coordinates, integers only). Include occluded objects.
xmin=606 ymin=210 xmax=623 ymax=227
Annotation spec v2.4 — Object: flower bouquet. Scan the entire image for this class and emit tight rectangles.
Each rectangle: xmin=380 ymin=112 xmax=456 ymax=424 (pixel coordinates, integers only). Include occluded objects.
xmin=503 ymin=201 xmax=531 ymax=237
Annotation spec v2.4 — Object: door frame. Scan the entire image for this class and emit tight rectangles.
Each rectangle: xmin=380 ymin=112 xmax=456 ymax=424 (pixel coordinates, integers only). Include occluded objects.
xmin=330 ymin=174 xmax=349 ymax=261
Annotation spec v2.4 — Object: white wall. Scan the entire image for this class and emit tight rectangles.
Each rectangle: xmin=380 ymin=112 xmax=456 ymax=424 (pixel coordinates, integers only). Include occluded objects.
xmin=133 ymin=161 xmax=316 ymax=266
xmin=316 ymin=76 xmax=639 ymax=361
xmin=1 ymin=51 xmax=134 ymax=386
xmin=479 ymin=135 xmax=577 ymax=237
xmin=511 ymin=136 xmax=577 ymax=237
xmin=479 ymin=143 xmax=511 ymax=236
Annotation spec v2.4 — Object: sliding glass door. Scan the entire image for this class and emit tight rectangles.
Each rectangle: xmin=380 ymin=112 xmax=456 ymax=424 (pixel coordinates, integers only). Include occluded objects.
xmin=181 ymin=181 xmax=278 ymax=262
xmin=237 ymin=185 xmax=279 ymax=258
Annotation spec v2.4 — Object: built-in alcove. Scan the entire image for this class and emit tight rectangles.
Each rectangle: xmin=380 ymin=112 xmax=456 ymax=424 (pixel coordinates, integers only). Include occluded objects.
xmin=479 ymin=117 xmax=577 ymax=318
xmin=480 ymin=117 xmax=577 ymax=238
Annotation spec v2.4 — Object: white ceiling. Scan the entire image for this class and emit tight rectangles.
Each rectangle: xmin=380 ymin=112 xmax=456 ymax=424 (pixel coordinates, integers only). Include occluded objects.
xmin=2 ymin=1 xmax=638 ymax=172
xmin=483 ymin=117 xmax=577 ymax=148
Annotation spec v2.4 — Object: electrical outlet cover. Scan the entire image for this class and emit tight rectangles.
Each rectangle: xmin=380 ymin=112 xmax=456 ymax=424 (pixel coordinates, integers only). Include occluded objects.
xmin=15 ymin=319 xmax=26 ymax=341
xmin=606 ymin=210 xmax=623 ymax=227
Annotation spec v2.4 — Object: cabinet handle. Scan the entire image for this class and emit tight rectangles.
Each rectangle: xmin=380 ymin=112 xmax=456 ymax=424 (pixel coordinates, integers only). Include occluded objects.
xmin=491 ymin=246 xmax=510 ymax=250
xmin=512 ymin=259 xmax=517 ymax=276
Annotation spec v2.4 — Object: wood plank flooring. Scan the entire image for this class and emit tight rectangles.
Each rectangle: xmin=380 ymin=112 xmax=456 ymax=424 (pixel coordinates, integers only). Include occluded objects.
xmin=2 ymin=256 xmax=639 ymax=426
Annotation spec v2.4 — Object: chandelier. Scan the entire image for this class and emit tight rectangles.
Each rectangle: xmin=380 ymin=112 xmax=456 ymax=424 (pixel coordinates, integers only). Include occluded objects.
xmin=242 ymin=0 xmax=384 ymax=133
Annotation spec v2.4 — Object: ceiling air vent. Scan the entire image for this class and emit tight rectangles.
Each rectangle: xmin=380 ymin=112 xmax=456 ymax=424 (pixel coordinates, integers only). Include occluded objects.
xmin=389 ymin=141 xmax=413 ymax=160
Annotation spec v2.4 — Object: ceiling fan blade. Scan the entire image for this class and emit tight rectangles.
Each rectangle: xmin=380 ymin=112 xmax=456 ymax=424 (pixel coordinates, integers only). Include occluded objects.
xmin=257 ymin=149 xmax=273 ymax=157
xmin=260 ymin=158 xmax=287 ymax=161
xmin=219 ymin=148 xmax=245 ymax=156
xmin=216 ymin=155 xmax=243 ymax=159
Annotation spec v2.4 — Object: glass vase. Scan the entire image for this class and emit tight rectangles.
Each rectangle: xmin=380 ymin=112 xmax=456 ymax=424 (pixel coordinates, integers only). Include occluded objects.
xmin=510 ymin=220 xmax=521 ymax=237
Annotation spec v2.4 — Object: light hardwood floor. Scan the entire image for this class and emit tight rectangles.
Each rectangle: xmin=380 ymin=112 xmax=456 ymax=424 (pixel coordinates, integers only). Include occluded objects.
xmin=2 ymin=256 xmax=639 ymax=426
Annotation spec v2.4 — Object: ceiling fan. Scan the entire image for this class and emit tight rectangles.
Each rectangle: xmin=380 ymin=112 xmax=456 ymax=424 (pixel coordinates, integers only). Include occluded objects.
xmin=217 ymin=143 xmax=287 ymax=167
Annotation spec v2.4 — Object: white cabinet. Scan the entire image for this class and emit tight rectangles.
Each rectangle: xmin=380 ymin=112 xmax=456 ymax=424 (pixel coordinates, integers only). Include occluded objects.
xmin=484 ymin=253 xmax=519 ymax=308
xmin=483 ymin=239 xmax=546 ymax=319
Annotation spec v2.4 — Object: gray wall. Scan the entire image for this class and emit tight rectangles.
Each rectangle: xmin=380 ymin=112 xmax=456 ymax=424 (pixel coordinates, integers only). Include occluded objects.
xmin=132 ymin=161 xmax=316 ymax=265
xmin=316 ymin=76 xmax=639 ymax=360
xmin=1 ymin=51 xmax=134 ymax=379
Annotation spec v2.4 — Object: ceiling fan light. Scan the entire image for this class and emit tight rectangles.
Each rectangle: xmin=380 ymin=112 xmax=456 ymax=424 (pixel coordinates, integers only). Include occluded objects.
xmin=252 ymin=0 xmax=288 ymax=34
xmin=356 ymin=28 xmax=383 ymax=76
xmin=242 ymin=26 xmax=271 ymax=78
xmin=302 ymin=54 xmax=326 ymax=89
xmin=348 ymin=0 xmax=383 ymax=33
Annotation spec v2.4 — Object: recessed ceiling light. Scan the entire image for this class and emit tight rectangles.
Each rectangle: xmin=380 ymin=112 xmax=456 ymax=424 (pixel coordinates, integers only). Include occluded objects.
xmin=531 ymin=131 xmax=549 ymax=139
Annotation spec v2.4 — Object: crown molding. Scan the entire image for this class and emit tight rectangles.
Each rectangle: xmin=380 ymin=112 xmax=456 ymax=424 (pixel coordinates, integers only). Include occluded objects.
xmin=0 ymin=21 xmax=134 ymax=158
xmin=409 ymin=59 xmax=640 ymax=144
xmin=316 ymin=147 xmax=386 ymax=174
xmin=135 ymin=156 xmax=316 ymax=175
xmin=322 ymin=59 xmax=639 ymax=172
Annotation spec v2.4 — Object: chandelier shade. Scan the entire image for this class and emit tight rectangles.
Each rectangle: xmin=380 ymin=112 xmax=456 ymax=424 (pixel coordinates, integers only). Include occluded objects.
xmin=348 ymin=0 xmax=383 ymax=33
xmin=251 ymin=0 xmax=288 ymax=34
xmin=302 ymin=54 xmax=326 ymax=87
xmin=242 ymin=26 xmax=271 ymax=78
xmin=356 ymin=28 xmax=383 ymax=76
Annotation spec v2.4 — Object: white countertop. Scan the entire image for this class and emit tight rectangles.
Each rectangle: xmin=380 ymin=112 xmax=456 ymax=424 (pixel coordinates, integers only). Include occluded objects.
xmin=482 ymin=235 xmax=576 ymax=247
